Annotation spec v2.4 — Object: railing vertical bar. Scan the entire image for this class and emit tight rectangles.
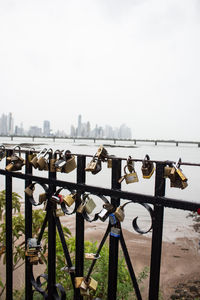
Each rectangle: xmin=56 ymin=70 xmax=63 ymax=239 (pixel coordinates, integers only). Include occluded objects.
xmin=5 ymin=150 xmax=13 ymax=300
xmin=47 ymin=153 xmax=57 ymax=299
xmin=75 ymin=155 xmax=86 ymax=300
xmin=107 ymin=158 xmax=121 ymax=300
xmin=148 ymin=163 xmax=165 ymax=300
xmin=25 ymin=152 xmax=33 ymax=300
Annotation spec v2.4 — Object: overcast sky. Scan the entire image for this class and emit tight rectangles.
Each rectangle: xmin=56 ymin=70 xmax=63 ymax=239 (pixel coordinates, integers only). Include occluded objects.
xmin=0 ymin=0 xmax=200 ymax=140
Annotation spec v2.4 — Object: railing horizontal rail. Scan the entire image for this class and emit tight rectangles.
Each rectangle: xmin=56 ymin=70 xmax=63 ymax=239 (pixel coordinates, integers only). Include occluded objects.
xmin=0 ymin=169 xmax=199 ymax=211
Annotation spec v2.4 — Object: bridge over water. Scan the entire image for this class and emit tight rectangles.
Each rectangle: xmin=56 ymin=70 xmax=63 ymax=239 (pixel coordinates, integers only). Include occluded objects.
xmin=1 ymin=135 xmax=200 ymax=147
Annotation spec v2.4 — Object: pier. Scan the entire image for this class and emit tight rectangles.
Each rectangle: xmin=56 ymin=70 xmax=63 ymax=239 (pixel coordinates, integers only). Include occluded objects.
xmin=1 ymin=135 xmax=200 ymax=147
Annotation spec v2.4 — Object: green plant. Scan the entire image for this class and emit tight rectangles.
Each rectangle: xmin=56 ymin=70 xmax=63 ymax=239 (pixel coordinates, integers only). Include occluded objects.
xmin=0 ymin=190 xmax=149 ymax=299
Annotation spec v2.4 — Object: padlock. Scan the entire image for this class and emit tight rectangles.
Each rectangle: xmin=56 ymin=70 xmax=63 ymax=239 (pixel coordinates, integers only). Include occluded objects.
xmin=169 ymin=158 xmax=188 ymax=190
xmin=107 ymin=155 xmax=116 ymax=168
xmin=63 ymin=193 xmax=76 ymax=207
xmin=114 ymin=206 xmax=125 ymax=222
xmin=109 ymin=213 xmax=117 ymax=225
xmin=62 ymin=151 xmax=76 ymax=173
xmin=164 ymin=166 xmax=173 ymax=178
xmin=85 ymin=196 xmax=96 ymax=214
xmin=5 ymin=146 xmax=25 ymax=171
xmin=54 ymin=153 xmax=66 ymax=171
xmin=85 ymin=158 xmax=102 ymax=174
xmin=75 ymin=277 xmax=84 ymax=288
xmin=141 ymin=154 xmax=155 ymax=179
xmin=85 ymin=253 xmax=100 ymax=260
xmin=96 ymin=145 xmax=108 ymax=161
xmin=98 ymin=208 xmax=109 ymax=221
xmin=80 ymin=288 xmax=90 ymax=296
xmin=76 ymin=202 xmax=86 ymax=214
xmin=80 ymin=279 xmax=88 ymax=291
xmin=24 ymin=184 xmax=35 ymax=197
xmin=110 ymin=227 xmax=121 ymax=238
xmin=39 ymin=193 xmax=47 ymax=204
xmin=87 ymin=277 xmax=98 ymax=291
xmin=127 ymin=156 xmax=135 ymax=173
xmin=29 ymin=255 xmax=40 ymax=265
xmin=55 ymin=209 xmax=65 ymax=217
xmin=107 ymin=159 xmax=112 ymax=168
xmin=98 ymin=203 xmax=114 ymax=221
xmin=37 ymin=148 xmax=52 ymax=171
xmin=118 ymin=162 xmax=139 ymax=184
xmin=28 ymin=148 xmax=36 ymax=163
xmin=50 ymin=158 xmax=57 ymax=172
xmin=30 ymin=148 xmax=47 ymax=169
xmin=51 ymin=194 xmax=62 ymax=204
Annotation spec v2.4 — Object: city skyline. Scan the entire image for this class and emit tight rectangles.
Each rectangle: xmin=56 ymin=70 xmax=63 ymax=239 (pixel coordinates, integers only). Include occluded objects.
xmin=0 ymin=112 xmax=132 ymax=139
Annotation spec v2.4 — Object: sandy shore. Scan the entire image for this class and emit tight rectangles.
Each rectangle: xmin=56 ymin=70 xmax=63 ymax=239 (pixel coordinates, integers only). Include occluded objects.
xmin=0 ymin=217 xmax=200 ymax=300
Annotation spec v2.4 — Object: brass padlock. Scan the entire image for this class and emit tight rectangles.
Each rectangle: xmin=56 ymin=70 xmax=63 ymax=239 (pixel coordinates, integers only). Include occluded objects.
xmin=24 ymin=184 xmax=35 ymax=197
xmin=168 ymin=158 xmax=188 ymax=190
xmin=87 ymin=277 xmax=98 ymax=291
xmin=80 ymin=279 xmax=88 ymax=291
xmin=85 ymin=253 xmax=100 ymax=260
xmin=39 ymin=193 xmax=47 ymax=204
xmin=63 ymin=193 xmax=76 ymax=207
xmin=37 ymin=148 xmax=52 ymax=171
xmin=62 ymin=151 xmax=77 ymax=173
xmin=5 ymin=146 xmax=25 ymax=171
xmin=84 ymin=195 xmax=96 ymax=214
xmin=114 ymin=206 xmax=125 ymax=222
xmin=29 ymin=255 xmax=40 ymax=265
xmin=76 ymin=202 xmax=86 ymax=214
xmin=75 ymin=277 xmax=84 ymax=288
xmin=55 ymin=209 xmax=65 ymax=217
xmin=141 ymin=154 xmax=155 ymax=179
xmin=121 ymin=164 xmax=139 ymax=184
xmin=125 ymin=172 xmax=139 ymax=184
xmin=107 ymin=159 xmax=112 ymax=168
xmin=28 ymin=148 xmax=36 ymax=163
xmin=85 ymin=158 xmax=102 ymax=174
xmin=164 ymin=166 xmax=173 ymax=178
xmin=96 ymin=145 xmax=108 ymax=161
xmin=30 ymin=148 xmax=47 ymax=169
xmin=127 ymin=156 xmax=135 ymax=173
xmin=80 ymin=288 xmax=90 ymax=296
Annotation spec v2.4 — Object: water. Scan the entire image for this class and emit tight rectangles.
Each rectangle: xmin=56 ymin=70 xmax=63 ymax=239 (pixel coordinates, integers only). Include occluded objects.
xmin=1 ymin=137 xmax=200 ymax=242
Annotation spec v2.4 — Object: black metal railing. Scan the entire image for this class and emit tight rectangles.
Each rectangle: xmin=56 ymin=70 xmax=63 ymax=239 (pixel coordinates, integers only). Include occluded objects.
xmin=0 ymin=146 xmax=200 ymax=300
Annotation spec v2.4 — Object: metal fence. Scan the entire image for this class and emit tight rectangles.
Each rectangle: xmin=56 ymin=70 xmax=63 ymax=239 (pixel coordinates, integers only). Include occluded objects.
xmin=0 ymin=146 xmax=200 ymax=300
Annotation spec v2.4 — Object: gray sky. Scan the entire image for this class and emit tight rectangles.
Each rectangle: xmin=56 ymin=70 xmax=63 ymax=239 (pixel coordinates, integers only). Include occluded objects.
xmin=0 ymin=0 xmax=200 ymax=140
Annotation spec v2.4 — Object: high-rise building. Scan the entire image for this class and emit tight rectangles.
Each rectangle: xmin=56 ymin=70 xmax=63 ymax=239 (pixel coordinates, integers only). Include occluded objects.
xmin=43 ymin=120 xmax=51 ymax=136
xmin=8 ymin=113 xmax=14 ymax=135
xmin=77 ymin=115 xmax=82 ymax=137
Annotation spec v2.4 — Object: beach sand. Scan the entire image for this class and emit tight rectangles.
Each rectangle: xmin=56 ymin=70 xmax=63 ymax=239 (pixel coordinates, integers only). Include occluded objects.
xmin=0 ymin=217 xmax=200 ymax=300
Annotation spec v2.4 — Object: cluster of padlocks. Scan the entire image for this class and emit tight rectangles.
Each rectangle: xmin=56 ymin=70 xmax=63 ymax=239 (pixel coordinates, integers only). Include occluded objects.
xmin=0 ymin=144 xmax=188 ymax=189
xmin=0 ymin=144 xmax=189 ymax=298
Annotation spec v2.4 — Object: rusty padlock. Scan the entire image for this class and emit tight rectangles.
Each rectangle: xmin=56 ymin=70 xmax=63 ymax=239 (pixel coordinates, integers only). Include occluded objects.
xmin=141 ymin=154 xmax=155 ymax=179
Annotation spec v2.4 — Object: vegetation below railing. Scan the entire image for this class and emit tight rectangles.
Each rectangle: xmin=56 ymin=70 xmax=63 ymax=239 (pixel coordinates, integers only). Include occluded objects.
xmin=0 ymin=191 xmax=149 ymax=299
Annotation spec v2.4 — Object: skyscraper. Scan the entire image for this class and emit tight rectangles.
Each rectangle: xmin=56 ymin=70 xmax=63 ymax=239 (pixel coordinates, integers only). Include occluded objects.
xmin=43 ymin=120 xmax=51 ymax=136
xmin=77 ymin=115 xmax=82 ymax=137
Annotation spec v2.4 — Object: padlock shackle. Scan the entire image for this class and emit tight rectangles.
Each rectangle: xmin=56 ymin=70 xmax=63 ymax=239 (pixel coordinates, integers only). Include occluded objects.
xmin=13 ymin=145 xmax=21 ymax=156
xmin=37 ymin=148 xmax=48 ymax=158
xmin=144 ymin=154 xmax=150 ymax=161
xmin=64 ymin=149 xmax=72 ymax=159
